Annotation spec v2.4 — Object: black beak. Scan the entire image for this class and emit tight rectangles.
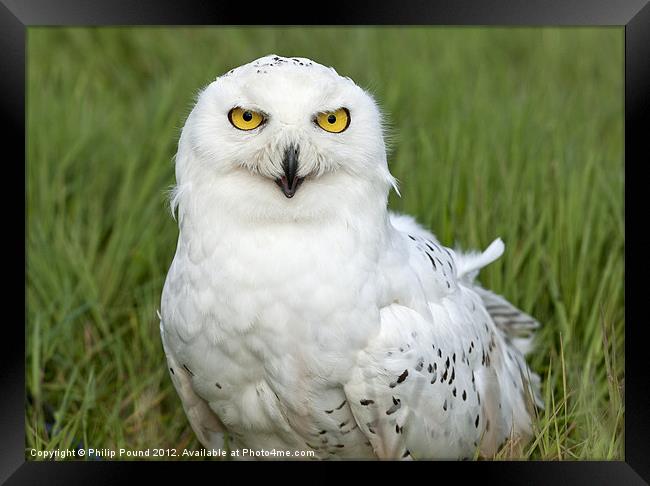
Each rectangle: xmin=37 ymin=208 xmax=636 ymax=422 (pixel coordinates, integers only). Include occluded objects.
xmin=275 ymin=145 xmax=304 ymax=198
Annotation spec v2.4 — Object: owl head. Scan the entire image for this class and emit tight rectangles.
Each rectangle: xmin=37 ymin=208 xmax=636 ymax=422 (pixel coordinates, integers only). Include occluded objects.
xmin=172 ymin=55 xmax=397 ymax=225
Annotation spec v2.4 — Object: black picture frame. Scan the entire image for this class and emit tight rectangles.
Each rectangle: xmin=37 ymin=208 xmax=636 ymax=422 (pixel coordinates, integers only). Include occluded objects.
xmin=5 ymin=0 xmax=648 ymax=483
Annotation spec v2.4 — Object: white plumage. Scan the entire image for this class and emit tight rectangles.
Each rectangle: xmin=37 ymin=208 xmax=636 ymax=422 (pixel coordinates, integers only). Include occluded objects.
xmin=160 ymin=55 xmax=542 ymax=460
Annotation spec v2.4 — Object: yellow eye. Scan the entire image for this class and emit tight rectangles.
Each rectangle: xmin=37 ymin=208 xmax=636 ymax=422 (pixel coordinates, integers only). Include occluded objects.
xmin=315 ymin=108 xmax=350 ymax=133
xmin=228 ymin=107 xmax=265 ymax=131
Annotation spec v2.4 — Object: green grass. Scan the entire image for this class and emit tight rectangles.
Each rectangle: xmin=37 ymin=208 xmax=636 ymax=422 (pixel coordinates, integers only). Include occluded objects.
xmin=26 ymin=27 xmax=624 ymax=460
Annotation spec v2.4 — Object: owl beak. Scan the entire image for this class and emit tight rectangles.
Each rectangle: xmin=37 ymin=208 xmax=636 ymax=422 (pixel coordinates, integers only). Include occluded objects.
xmin=275 ymin=145 xmax=304 ymax=198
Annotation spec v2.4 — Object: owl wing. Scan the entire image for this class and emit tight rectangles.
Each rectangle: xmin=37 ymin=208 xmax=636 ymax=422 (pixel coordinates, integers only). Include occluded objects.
xmin=160 ymin=318 xmax=226 ymax=450
xmin=344 ymin=300 xmax=488 ymax=459
xmin=343 ymin=228 xmax=539 ymax=459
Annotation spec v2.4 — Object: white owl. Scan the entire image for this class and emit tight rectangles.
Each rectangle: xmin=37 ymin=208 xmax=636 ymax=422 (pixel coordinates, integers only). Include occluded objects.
xmin=160 ymin=54 xmax=542 ymax=460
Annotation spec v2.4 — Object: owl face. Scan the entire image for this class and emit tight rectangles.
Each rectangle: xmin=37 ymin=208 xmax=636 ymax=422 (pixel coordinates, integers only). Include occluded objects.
xmin=173 ymin=55 xmax=396 ymax=223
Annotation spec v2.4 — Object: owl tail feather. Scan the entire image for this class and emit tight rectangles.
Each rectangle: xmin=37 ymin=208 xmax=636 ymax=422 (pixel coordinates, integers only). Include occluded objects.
xmin=456 ymin=237 xmax=505 ymax=282
xmin=455 ymin=237 xmax=541 ymax=356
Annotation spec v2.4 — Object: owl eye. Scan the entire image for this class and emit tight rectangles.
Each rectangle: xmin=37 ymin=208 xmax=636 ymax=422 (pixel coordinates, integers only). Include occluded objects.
xmin=315 ymin=108 xmax=350 ymax=133
xmin=228 ymin=107 xmax=265 ymax=131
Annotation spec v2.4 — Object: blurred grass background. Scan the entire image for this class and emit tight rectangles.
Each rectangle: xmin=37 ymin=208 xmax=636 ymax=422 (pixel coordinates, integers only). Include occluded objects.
xmin=26 ymin=27 xmax=624 ymax=460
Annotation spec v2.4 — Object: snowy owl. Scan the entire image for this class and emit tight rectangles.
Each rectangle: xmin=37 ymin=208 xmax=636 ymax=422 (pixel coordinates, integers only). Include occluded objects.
xmin=160 ymin=54 xmax=542 ymax=460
